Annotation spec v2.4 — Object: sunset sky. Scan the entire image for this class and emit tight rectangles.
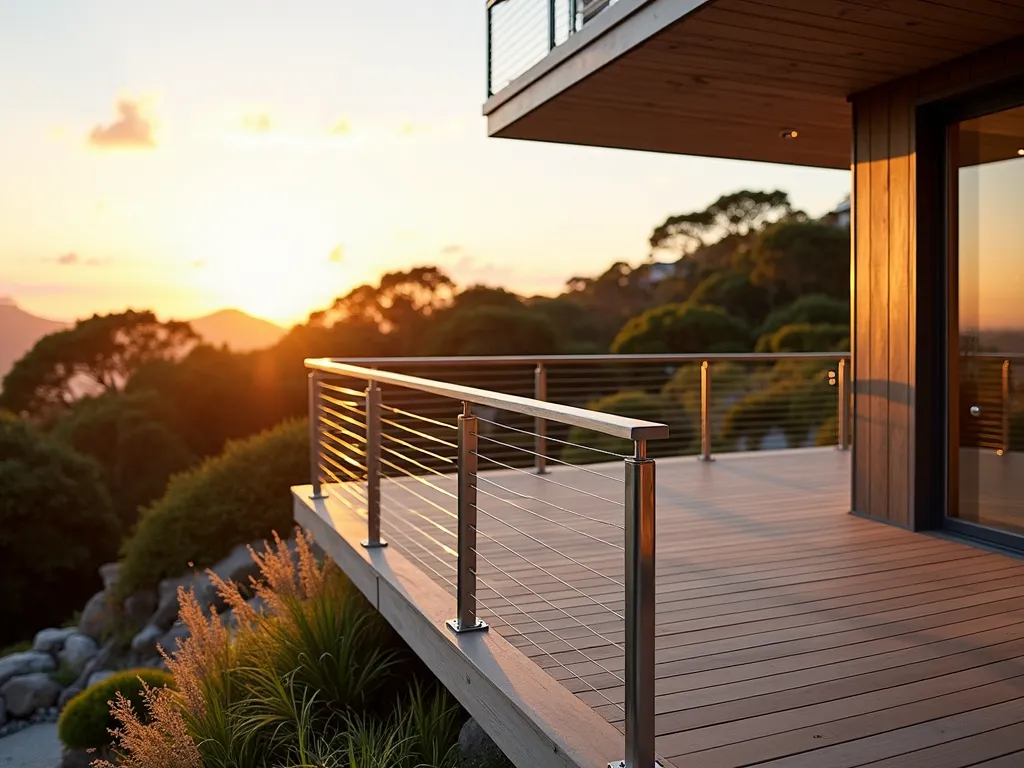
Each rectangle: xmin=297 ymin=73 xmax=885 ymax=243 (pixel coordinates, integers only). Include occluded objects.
xmin=0 ymin=0 xmax=849 ymax=326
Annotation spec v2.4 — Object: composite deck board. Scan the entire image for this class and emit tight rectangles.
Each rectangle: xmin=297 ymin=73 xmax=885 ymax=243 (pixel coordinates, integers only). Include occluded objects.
xmin=347 ymin=448 xmax=1024 ymax=767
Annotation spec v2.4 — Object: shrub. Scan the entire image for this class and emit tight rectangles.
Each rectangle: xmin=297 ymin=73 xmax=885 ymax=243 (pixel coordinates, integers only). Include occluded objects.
xmin=58 ymin=668 xmax=175 ymax=750
xmin=99 ymin=531 xmax=465 ymax=768
xmin=116 ymin=419 xmax=308 ymax=598
xmin=757 ymin=293 xmax=849 ymax=338
xmin=561 ymin=390 xmax=695 ymax=463
xmin=754 ymin=322 xmax=850 ymax=354
xmin=0 ymin=413 xmax=118 ymax=646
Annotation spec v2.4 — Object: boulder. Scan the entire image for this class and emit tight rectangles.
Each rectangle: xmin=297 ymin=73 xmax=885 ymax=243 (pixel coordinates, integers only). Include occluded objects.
xmin=59 ymin=634 xmax=99 ymax=676
xmin=152 ymin=574 xmax=194 ymax=630
xmin=0 ymin=652 xmax=56 ymax=686
xmin=130 ymin=624 xmax=164 ymax=656
xmin=77 ymin=589 xmax=117 ymax=641
xmin=98 ymin=562 xmax=121 ymax=590
xmin=67 ymin=638 xmax=118 ymax=697
xmin=122 ymin=588 xmax=158 ymax=629
xmin=86 ymin=670 xmax=116 ymax=688
xmin=158 ymin=623 xmax=191 ymax=654
xmin=57 ymin=686 xmax=82 ymax=709
xmin=458 ymin=718 xmax=514 ymax=768
xmin=1 ymin=673 xmax=61 ymax=717
xmin=32 ymin=628 xmax=76 ymax=655
xmin=61 ymin=747 xmax=109 ymax=768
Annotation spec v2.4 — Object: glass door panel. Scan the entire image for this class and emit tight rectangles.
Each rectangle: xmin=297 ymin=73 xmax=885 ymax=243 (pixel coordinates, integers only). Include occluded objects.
xmin=953 ymin=105 xmax=1024 ymax=536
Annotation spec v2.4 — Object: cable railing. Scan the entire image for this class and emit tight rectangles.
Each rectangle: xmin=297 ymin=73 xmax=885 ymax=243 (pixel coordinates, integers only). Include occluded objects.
xmin=319 ymin=353 xmax=853 ymax=474
xmin=486 ymin=0 xmax=616 ymax=97
xmin=961 ymin=353 xmax=1024 ymax=455
xmin=305 ymin=358 xmax=668 ymax=768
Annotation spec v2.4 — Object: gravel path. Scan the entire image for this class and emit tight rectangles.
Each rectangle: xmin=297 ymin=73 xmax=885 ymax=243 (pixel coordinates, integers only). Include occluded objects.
xmin=0 ymin=723 xmax=62 ymax=768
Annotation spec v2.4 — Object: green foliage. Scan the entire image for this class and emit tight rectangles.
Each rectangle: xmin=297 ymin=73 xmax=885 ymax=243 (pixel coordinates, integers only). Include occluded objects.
xmin=50 ymin=659 xmax=81 ymax=688
xmin=561 ymin=391 xmax=695 ymax=462
xmin=116 ymin=419 xmax=308 ymax=597
xmin=0 ymin=310 xmax=198 ymax=416
xmin=650 ymin=189 xmax=794 ymax=256
xmin=758 ymin=294 xmax=849 ymax=338
xmin=0 ymin=413 xmax=118 ymax=645
xmin=749 ymin=219 xmax=849 ymax=301
xmin=755 ymin=323 xmax=850 ymax=353
xmin=58 ymin=668 xmax=175 ymax=750
xmin=611 ymin=302 xmax=751 ymax=354
xmin=689 ymin=270 xmax=773 ymax=328
xmin=52 ymin=391 xmax=194 ymax=530
xmin=0 ymin=640 xmax=32 ymax=657
xmin=424 ymin=306 xmax=559 ymax=356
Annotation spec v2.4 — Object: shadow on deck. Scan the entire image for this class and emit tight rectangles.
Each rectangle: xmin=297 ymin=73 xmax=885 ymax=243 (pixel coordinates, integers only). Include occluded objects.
xmin=294 ymin=447 xmax=1024 ymax=768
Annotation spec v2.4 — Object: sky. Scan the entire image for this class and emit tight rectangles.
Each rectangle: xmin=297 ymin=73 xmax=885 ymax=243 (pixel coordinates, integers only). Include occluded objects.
xmin=0 ymin=0 xmax=849 ymax=326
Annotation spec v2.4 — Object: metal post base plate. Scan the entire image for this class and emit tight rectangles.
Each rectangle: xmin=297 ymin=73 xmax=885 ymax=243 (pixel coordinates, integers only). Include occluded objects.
xmin=446 ymin=619 xmax=488 ymax=634
xmin=698 ymin=455 xmax=715 ymax=462
xmin=361 ymin=540 xmax=388 ymax=549
xmin=309 ymin=492 xmax=328 ymax=500
xmin=608 ymin=762 xmax=664 ymax=768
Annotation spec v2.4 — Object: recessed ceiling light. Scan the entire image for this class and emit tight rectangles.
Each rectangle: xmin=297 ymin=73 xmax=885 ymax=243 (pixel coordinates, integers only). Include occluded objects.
xmin=1018 ymin=148 xmax=1024 ymax=156
xmin=781 ymin=129 xmax=799 ymax=140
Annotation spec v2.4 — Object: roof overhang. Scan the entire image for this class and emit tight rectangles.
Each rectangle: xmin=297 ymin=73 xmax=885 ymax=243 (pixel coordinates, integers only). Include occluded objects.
xmin=483 ymin=0 xmax=1024 ymax=169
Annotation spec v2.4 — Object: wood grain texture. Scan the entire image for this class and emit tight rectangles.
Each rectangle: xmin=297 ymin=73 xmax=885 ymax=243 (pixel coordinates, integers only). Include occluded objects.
xmin=302 ymin=449 xmax=1024 ymax=767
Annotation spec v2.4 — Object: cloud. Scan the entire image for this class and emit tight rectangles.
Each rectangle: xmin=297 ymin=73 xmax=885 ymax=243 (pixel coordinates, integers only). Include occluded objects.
xmin=57 ymin=252 xmax=78 ymax=265
xmin=242 ymin=113 xmax=273 ymax=133
xmin=328 ymin=245 xmax=344 ymax=263
xmin=89 ymin=100 xmax=156 ymax=149
xmin=49 ymin=253 xmax=108 ymax=267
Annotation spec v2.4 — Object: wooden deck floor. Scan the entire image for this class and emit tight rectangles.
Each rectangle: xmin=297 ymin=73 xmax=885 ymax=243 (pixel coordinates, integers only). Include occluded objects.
xmin=318 ymin=448 xmax=1024 ymax=767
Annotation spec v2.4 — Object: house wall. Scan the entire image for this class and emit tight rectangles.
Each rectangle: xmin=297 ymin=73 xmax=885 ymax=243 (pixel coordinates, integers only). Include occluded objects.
xmin=850 ymin=38 xmax=1024 ymax=529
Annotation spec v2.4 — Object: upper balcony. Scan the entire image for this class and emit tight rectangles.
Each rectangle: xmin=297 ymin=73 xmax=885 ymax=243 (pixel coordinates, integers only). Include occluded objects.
xmin=483 ymin=0 xmax=1024 ymax=169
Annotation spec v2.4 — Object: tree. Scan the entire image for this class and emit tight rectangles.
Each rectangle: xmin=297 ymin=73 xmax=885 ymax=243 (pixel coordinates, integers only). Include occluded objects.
xmin=650 ymin=190 xmax=796 ymax=256
xmin=424 ymin=306 xmax=560 ymax=356
xmin=758 ymin=294 xmax=849 ymax=338
xmin=528 ymin=296 xmax=609 ymax=354
xmin=52 ymin=391 xmax=194 ymax=529
xmin=748 ymin=219 xmax=850 ymax=301
xmin=755 ymin=323 xmax=850 ymax=353
xmin=0 ymin=413 xmax=118 ymax=645
xmin=561 ymin=391 xmax=695 ymax=462
xmin=611 ymin=303 xmax=751 ymax=355
xmin=689 ymin=270 xmax=773 ymax=328
xmin=0 ymin=310 xmax=198 ymax=415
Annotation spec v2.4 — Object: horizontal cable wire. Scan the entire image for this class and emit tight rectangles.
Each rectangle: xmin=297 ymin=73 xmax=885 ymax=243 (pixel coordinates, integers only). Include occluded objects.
xmin=319 ymin=382 xmax=366 ymax=398
xmin=474 ymin=471 xmax=623 ymax=530
xmin=320 ymin=451 xmax=364 ymax=483
xmin=320 ymin=403 xmax=368 ymax=432
xmin=380 ymin=430 xmax=455 ymax=464
xmin=379 ymin=402 xmax=458 ymax=430
xmin=382 ymin=524 xmax=458 ymax=593
xmin=321 ymin=438 xmax=366 ymax=469
xmin=380 ymin=416 xmax=459 ymax=449
xmin=474 ymin=440 xmax=625 ymax=485
xmin=475 ymin=415 xmax=629 ymax=459
xmin=379 ymin=469 xmax=458 ymax=521
xmin=380 ymin=492 xmax=458 ymax=557
xmin=474 ymin=449 xmax=625 ymax=507
xmin=475 ymin=483 xmax=624 ymax=546
xmin=380 ymin=443 xmax=453 ymax=480
xmin=319 ymin=415 xmax=368 ymax=446
xmin=321 ymin=430 xmax=367 ymax=458
xmin=379 ymin=455 xmax=458 ymax=500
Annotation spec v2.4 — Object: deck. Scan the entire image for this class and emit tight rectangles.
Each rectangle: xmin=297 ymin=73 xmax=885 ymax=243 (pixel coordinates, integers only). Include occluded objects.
xmin=294 ymin=447 xmax=1024 ymax=768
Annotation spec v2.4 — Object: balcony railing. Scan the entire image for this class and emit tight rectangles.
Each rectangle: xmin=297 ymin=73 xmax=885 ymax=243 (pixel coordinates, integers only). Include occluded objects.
xmin=305 ymin=358 xmax=668 ymax=766
xmin=487 ymin=0 xmax=616 ymax=97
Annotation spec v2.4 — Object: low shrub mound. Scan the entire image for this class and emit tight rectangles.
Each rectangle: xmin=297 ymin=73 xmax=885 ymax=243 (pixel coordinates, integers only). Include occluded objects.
xmin=116 ymin=419 xmax=308 ymax=598
xmin=58 ymin=668 xmax=175 ymax=750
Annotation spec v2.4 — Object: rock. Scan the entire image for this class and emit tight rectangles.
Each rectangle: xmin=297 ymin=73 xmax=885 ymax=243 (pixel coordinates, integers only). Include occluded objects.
xmin=152 ymin=574 xmax=194 ymax=630
xmin=57 ymin=686 xmax=82 ymax=709
xmin=98 ymin=562 xmax=121 ymax=590
xmin=130 ymin=623 xmax=163 ymax=656
xmin=0 ymin=695 xmax=6 ymax=726
xmin=77 ymin=589 xmax=117 ymax=641
xmin=61 ymin=747 xmax=106 ymax=768
xmin=122 ymin=588 xmax=158 ymax=629
xmin=1 ymin=673 xmax=61 ymax=717
xmin=0 ymin=652 xmax=56 ymax=687
xmin=86 ymin=670 xmax=116 ymax=688
xmin=67 ymin=638 xmax=118 ymax=697
xmin=458 ymin=718 xmax=514 ymax=768
xmin=59 ymin=634 xmax=99 ymax=676
xmin=31 ymin=628 xmax=76 ymax=656
xmin=158 ymin=623 xmax=191 ymax=654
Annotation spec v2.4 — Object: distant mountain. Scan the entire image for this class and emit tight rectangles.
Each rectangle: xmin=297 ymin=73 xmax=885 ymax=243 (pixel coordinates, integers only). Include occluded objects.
xmin=187 ymin=309 xmax=286 ymax=352
xmin=0 ymin=302 xmax=286 ymax=385
xmin=0 ymin=297 xmax=69 ymax=382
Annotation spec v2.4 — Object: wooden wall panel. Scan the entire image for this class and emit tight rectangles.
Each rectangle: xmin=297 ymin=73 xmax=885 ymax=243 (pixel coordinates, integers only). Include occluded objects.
xmin=852 ymin=87 xmax=914 ymax=527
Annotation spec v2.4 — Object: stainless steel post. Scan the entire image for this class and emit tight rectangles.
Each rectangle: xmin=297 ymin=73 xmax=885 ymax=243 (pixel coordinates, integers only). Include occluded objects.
xmin=1002 ymin=359 xmax=1011 ymax=457
xmin=568 ymin=0 xmax=578 ymax=33
xmin=837 ymin=358 xmax=849 ymax=450
xmin=699 ymin=360 xmax=713 ymax=461
xmin=448 ymin=402 xmax=488 ymax=634
xmin=618 ymin=441 xmax=658 ymax=768
xmin=308 ymin=371 xmax=326 ymax=500
xmin=548 ymin=0 xmax=556 ymax=49
xmin=535 ymin=363 xmax=549 ymax=475
xmin=485 ymin=4 xmax=493 ymax=97
xmin=362 ymin=382 xmax=386 ymax=548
